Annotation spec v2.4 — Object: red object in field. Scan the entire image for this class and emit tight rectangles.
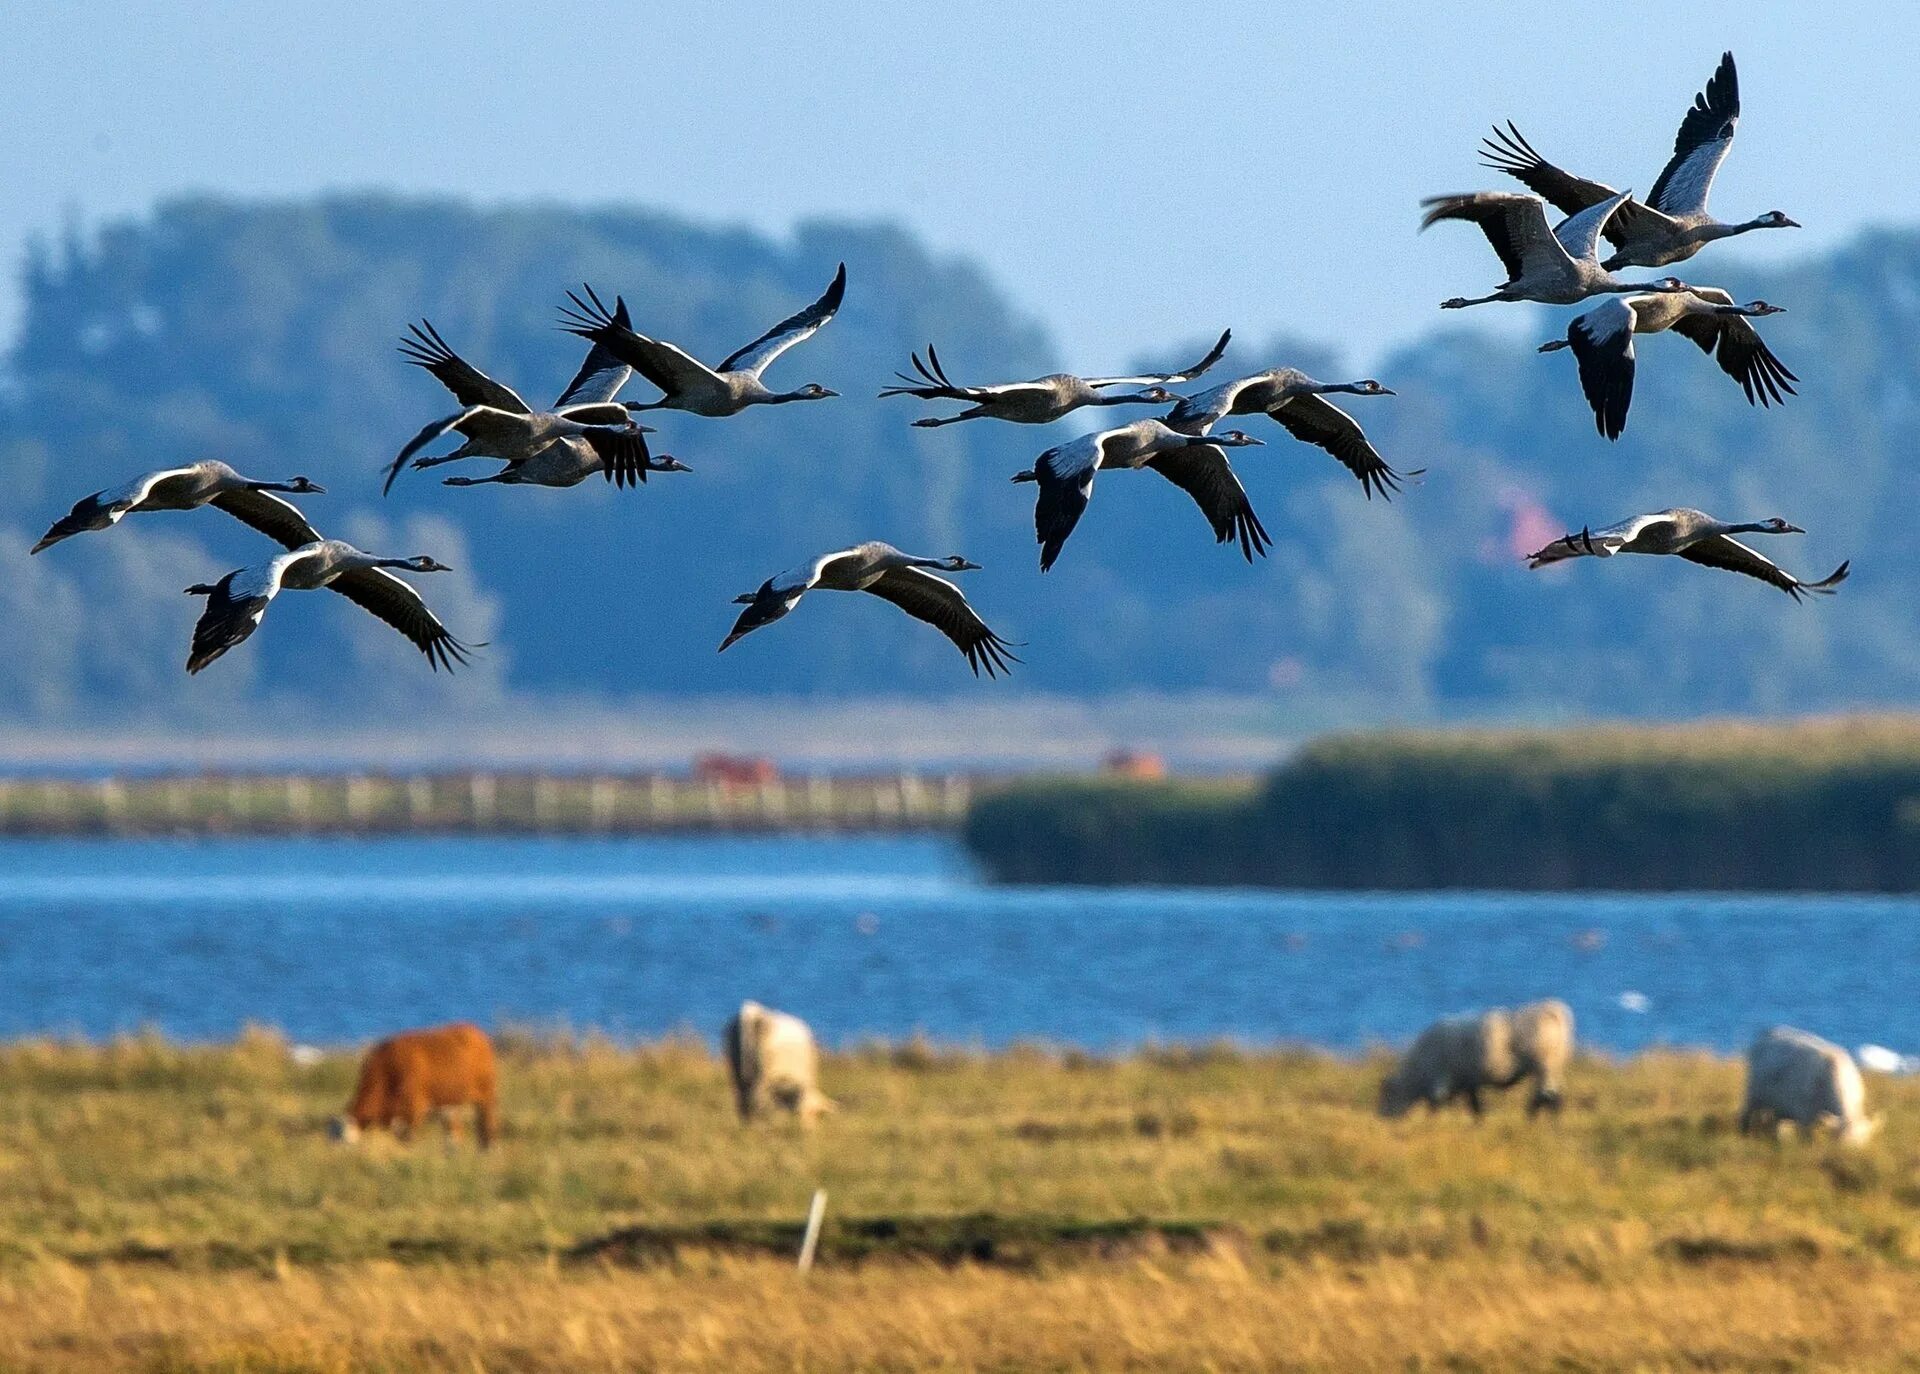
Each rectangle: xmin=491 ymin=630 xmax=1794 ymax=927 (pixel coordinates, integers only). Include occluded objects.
xmin=1103 ymin=749 xmax=1166 ymax=780
xmin=693 ymin=754 xmax=780 ymax=788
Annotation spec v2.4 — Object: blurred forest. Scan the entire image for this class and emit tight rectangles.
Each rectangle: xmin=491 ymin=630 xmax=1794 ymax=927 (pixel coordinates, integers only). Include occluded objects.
xmin=1 ymin=195 xmax=1913 ymax=728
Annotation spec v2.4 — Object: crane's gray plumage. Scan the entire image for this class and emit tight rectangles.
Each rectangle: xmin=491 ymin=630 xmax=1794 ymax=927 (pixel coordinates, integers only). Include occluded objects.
xmin=1528 ymin=508 xmax=1848 ymax=600
xmin=1166 ymin=371 xmax=1413 ymax=499
xmin=1540 ymin=289 xmax=1794 ymax=439
xmin=879 ymin=330 xmax=1230 ymax=427
xmin=1481 ymin=54 xmax=1797 ymax=271
xmin=383 ymin=317 xmax=657 ymax=494
xmin=183 ymin=539 xmax=477 ymax=674
xmin=434 ymin=437 xmax=692 ymax=490
xmin=559 ymin=266 xmax=845 ymax=417
xmin=720 ymin=541 xmax=1018 ymax=677
xmin=1012 ymin=419 xmax=1268 ymax=572
xmin=33 ymin=461 xmax=325 ymax=554
xmin=1421 ymin=189 xmax=1694 ymax=308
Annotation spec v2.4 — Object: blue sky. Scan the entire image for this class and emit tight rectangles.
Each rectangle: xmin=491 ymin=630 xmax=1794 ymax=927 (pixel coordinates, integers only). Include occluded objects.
xmin=5 ymin=2 xmax=1909 ymax=367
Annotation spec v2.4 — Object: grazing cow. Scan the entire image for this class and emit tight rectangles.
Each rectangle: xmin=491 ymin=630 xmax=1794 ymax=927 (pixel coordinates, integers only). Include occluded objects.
xmin=1379 ymin=1000 xmax=1575 ymax=1119
xmin=1741 ymin=1026 xmax=1879 ymax=1146
xmin=724 ymin=1000 xmax=833 ymax=1125
xmin=329 ymin=1022 xmax=498 ymax=1148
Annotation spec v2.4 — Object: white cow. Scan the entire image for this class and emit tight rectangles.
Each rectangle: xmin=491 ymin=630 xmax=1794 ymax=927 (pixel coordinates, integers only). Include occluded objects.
xmin=1741 ymin=1026 xmax=1879 ymax=1145
xmin=724 ymin=1000 xmax=834 ymax=1125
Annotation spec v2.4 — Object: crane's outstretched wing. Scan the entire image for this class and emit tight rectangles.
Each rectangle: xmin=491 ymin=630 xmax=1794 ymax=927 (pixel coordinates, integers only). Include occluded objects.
xmin=1526 ymin=513 xmax=1672 ymax=568
xmin=1270 ymin=394 xmax=1418 ymax=498
xmin=1479 ymin=123 xmax=1672 ymax=249
xmin=553 ymin=289 xmax=635 ymax=408
xmin=1670 ymin=312 xmax=1797 ymax=407
xmin=209 ymin=488 xmax=325 ymax=550
xmin=1648 ymin=51 xmax=1740 ymax=216
xmin=877 ymin=343 xmax=1013 ymax=402
xmin=1145 ymin=447 xmax=1271 ymax=562
xmin=864 ymin=567 xmax=1021 ymax=678
xmin=559 ymin=287 xmax=724 ymax=397
xmin=716 ymin=262 xmax=846 ymax=377
xmin=1562 ymin=297 xmax=1638 ymax=440
xmin=330 ymin=567 xmax=478 ymax=671
xmin=1420 ymin=192 xmax=1568 ymax=280
xmin=580 ymin=424 xmax=658 ymax=489
xmin=384 ymin=407 xmax=483 ymax=495
xmin=1553 ymin=188 xmax=1634 ymax=264
xmin=1085 ymin=329 xmax=1233 ymax=388
xmin=31 ymin=469 xmax=176 ymax=552
xmin=185 ymin=569 xmax=276 ymax=674
xmin=1021 ymin=441 xmax=1098 ymax=573
xmin=399 ymin=321 xmax=531 ymax=414
xmin=1678 ymin=537 xmax=1845 ymax=600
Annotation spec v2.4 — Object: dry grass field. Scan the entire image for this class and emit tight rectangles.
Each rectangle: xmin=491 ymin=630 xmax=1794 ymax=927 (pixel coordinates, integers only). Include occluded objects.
xmin=4 ymin=1030 xmax=1920 ymax=1370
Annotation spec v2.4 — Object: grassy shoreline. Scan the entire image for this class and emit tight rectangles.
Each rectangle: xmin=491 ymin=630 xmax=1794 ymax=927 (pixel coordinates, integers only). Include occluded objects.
xmin=4 ymin=1031 xmax=1920 ymax=1368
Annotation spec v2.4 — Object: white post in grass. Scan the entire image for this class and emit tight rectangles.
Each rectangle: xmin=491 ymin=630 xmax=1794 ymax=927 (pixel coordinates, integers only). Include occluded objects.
xmin=797 ymin=1188 xmax=827 ymax=1274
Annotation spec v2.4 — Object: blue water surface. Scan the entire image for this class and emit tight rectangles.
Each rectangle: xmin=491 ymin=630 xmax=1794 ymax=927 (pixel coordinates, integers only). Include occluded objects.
xmin=0 ymin=834 xmax=1911 ymax=1053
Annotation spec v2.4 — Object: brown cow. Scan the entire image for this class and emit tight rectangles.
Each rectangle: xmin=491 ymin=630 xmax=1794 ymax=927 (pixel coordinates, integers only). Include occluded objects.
xmin=329 ymin=1023 xmax=498 ymax=1147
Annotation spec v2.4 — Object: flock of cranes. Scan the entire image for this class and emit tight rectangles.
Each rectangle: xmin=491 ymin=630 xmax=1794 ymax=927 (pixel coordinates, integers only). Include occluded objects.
xmin=29 ymin=51 xmax=1845 ymax=679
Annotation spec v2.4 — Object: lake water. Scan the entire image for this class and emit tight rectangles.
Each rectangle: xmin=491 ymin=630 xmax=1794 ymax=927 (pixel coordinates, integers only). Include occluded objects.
xmin=0 ymin=834 xmax=1913 ymax=1054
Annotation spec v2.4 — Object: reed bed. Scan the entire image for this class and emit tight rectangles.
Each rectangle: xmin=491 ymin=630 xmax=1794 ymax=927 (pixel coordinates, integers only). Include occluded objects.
xmin=966 ymin=714 xmax=1920 ymax=889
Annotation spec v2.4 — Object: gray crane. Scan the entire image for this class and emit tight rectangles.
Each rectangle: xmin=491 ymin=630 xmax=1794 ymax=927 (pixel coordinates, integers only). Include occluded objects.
xmin=1421 ymin=188 xmax=1693 ymax=308
xmin=382 ymin=315 xmax=658 ymax=494
xmin=1013 ymin=419 xmax=1267 ymax=571
xmin=33 ymin=461 xmax=324 ymax=554
xmin=184 ymin=539 xmax=477 ymax=674
xmin=559 ymin=266 xmax=845 ymax=417
xmin=721 ymin=541 xmax=1018 ymax=677
xmin=1480 ymin=53 xmax=1798 ymax=270
xmin=879 ymin=330 xmax=1230 ymax=427
xmin=1540 ymin=289 xmax=1794 ymax=439
xmin=1166 ymin=371 xmax=1412 ymax=499
xmin=1528 ymin=508 xmax=1848 ymax=600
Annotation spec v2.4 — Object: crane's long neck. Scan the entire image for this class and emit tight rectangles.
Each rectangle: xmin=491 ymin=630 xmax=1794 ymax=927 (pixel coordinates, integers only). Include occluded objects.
xmin=247 ymin=480 xmax=302 ymax=493
xmin=1724 ymin=521 xmax=1778 ymax=536
xmin=1695 ymin=219 xmax=1762 ymax=244
xmin=1310 ymin=382 xmax=1368 ymax=396
xmin=1090 ymin=390 xmax=1160 ymax=407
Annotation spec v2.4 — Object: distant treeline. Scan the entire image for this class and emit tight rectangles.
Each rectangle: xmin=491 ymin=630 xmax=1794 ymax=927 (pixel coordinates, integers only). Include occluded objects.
xmin=963 ymin=718 xmax=1920 ymax=892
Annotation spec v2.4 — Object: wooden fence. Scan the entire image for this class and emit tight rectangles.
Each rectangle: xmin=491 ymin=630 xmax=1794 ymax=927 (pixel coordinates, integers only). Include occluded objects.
xmin=0 ymin=772 xmax=976 ymax=836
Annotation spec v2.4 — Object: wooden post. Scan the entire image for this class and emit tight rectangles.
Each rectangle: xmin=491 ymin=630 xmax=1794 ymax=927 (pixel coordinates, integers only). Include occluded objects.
xmin=97 ymin=778 xmax=125 ymax=833
xmin=344 ymin=776 xmax=371 ymax=828
xmin=469 ymin=773 xmax=496 ymax=829
xmin=407 ymin=777 xmax=432 ymax=827
xmin=797 ymin=1189 xmax=827 ymax=1274
xmin=942 ymin=773 xmax=969 ymax=821
xmin=286 ymin=776 xmax=312 ymax=830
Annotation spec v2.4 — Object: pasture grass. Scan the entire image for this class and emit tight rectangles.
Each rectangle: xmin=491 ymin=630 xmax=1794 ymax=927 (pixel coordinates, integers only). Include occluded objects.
xmin=4 ymin=1030 xmax=1920 ymax=1368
